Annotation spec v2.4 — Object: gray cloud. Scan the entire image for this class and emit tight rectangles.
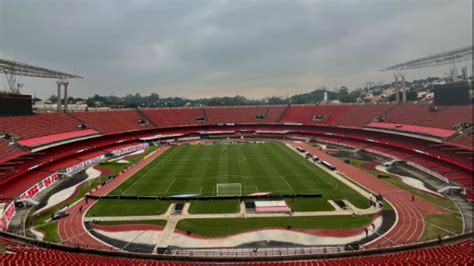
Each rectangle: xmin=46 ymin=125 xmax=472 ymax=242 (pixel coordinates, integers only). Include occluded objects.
xmin=0 ymin=0 xmax=471 ymax=99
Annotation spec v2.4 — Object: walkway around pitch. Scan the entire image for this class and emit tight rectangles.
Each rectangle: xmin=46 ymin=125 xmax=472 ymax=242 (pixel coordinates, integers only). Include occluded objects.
xmin=293 ymin=142 xmax=449 ymax=248
xmin=58 ymin=147 xmax=170 ymax=249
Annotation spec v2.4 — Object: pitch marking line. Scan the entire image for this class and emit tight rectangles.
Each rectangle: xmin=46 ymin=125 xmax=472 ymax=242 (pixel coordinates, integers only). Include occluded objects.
xmin=165 ymin=158 xmax=212 ymax=162
xmin=281 ymin=176 xmax=294 ymax=191
xmin=121 ymin=150 xmax=171 ymax=194
xmin=205 ymin=174 xmax=250 ymax=180
xmin=283 ymin=143 xmax=337 ymax=189
xmin=164 ymin=179 xmax=177 ymax=194
xmin=243 ymin=185 xmax=259 ymax=194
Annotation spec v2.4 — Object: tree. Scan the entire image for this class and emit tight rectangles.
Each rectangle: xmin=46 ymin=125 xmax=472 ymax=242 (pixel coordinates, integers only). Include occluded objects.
xmin=48 ymin=95 xmax=58 ymax=103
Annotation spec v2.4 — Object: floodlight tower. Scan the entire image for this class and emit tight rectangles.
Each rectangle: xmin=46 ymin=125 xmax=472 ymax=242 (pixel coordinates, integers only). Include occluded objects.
xmin=3 ymin=71 xmax=19 ymax=93
xmin=0 ymin=58 xmax=82 ymax=112
xmin=393 ymin=71 xmax=406 ymax=104
xmin=56 ymin=78 xmax=70 ymax=112
xmin=393 ymin=73 xmax=399 ymax=103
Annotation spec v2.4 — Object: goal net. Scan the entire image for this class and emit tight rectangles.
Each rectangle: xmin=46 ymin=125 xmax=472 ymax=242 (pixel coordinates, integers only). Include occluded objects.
xmin=216 ymin=183 xmax=242 ymax=196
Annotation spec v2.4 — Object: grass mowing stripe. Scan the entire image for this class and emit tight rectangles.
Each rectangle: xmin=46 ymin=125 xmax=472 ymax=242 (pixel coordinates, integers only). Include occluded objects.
xmin=276 ymin=143 xmax=335 ymax=189
xmin=116 ymin=148 xmax=173 ymax=195
xmin=106 ymin=142 xmax=370 ymax=216
xmin=281 ymin=176 xmax=295 ymax=191
xmin=87 ymin=199 xmax=170 ymax=217
xmin=177 ymin=214 xmax=374 ymax=237
xmin=188 ymin=200 xmax=240 ymax=214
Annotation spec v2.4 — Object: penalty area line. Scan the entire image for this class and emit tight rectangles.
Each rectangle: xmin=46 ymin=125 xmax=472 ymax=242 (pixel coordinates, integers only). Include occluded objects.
xmin=281 ymin=176 xmax=294 ymax=191
xmin=164 ymin=179 xmax=177 ymax=194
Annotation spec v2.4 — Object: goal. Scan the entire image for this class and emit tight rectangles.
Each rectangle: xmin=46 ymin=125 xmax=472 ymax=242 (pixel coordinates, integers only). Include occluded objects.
xmin=216 ymin=183 xmax=242 ymax=196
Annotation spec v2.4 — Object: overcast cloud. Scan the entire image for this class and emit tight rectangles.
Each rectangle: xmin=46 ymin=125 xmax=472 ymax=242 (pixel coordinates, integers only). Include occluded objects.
xmin=0 ymin=0 xmax=471 ymax=99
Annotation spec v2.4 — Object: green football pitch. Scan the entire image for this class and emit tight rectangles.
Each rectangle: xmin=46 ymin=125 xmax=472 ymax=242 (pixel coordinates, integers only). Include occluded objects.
xmin=108 ymin=141 xmax=368 ymax=208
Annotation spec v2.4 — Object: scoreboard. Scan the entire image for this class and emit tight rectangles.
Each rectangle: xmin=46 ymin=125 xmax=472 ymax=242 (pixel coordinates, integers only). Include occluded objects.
xmin=0 ymin=93 xmax=33 ymax=116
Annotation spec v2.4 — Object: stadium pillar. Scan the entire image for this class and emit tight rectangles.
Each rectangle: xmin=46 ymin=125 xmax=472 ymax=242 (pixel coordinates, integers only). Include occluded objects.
xmin=56 ymin=80 xmax=62 ymax=112
xmin=401 ymin=75 xmax=407 ymax=103
xmin=394 ymin=74 xmax=400 ymax=104
xmin=63 ymin=81 xmax=69 ymax=112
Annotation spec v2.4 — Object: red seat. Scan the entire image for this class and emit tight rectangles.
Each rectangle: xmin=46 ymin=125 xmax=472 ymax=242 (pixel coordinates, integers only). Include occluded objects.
xmin=0 ymin=236 xmax=472 ymax=265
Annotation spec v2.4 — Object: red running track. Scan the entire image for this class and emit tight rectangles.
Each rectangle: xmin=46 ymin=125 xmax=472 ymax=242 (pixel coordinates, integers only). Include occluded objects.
xmin=58 ymin=146 xmax=170 ymax=250
xmin=294 ymin=142 xmax=449 ymax=248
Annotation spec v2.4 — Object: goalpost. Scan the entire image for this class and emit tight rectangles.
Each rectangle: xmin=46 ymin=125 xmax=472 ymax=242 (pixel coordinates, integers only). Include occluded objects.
xmin=216 ymin=183 xmax=242 ymax=196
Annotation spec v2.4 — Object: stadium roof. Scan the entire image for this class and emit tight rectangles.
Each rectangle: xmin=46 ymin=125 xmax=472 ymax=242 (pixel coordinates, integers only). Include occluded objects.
xmin=0 ymin=58 xmax=83 ymax=79
xmin=380 ymin=45 xmax=473 ymax=71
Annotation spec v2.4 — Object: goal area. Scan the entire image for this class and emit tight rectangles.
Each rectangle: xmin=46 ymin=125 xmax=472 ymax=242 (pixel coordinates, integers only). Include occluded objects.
xmin=216 ymin=183 xmax=242 ymax=196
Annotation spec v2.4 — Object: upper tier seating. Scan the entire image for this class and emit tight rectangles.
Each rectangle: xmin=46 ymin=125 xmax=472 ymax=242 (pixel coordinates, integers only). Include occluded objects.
xmin=334 ymin=104 xmax=394 ymax=128
xmin=205 ymin=106 xmax=278 ymax=124
xmin=252 ymin=106 xmax=287 ymax=123
xmin=382 ymin=104 xmax=437 ymax=125
xmin=382 ymin=104 xmax=473 ymax=130
xmin=264 ymin=106 xmax=287 ymax=122
xmin=0 ymin=113 xmax=82 ymax=140
xmin=71 ymin=110 xmax=153 ymax=134
xmin=281 ymin=105 xmax=353 ymax=125
xmin=0 ymin=236 xmax=472 ymax=265
xmin=141 ymin=108 xmax=205 ymax=127
xmin=421 ymin=105 xmax=473 ymax=129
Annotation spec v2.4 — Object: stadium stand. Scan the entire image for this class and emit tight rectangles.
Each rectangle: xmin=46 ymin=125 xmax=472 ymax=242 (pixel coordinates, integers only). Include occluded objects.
xmin=141 ymin=108 xmax=206 ymax=127
xmin=0 ymin=170 xmax=55 ymax=202
xmin=381 ymin=104 xmax=473 ymax=130
xmin=256 ymin=105 xmax=286 ymax=123
xmin=309 ymin=132 xmax=474 ymax=200
xmin=421 ymin=105 xmax=473 ymax=129
xmin=334 ymin=104 xmax=394 ymax=127
xmin=0 ymin=235 xmax=472 ymax=265
xmin=71 ymin=110 xmax=153 ymax=134
xmin=382 ymin=104 xmax=438 ymax=125
xmin=0 ymin=113 xmax=83 ymax=140
xmin=0 ymin=104 xmax=473 ymax=263
xmin=205 ymin=106 xmax=281 ymax=124
xmin=0 ymin=134 xmax=136 ymax=185
xmin=280 ymin=105 xmax=353 ymax=125
xmin=0 ymin=141 xmax=26 ymax=164
xmin=451 ymin=132 xmax=474 ymax=148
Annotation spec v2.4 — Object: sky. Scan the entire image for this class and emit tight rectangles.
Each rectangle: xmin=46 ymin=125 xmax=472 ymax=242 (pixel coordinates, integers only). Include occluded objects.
xmin=0 ymin=0 xmax=472 ymax=99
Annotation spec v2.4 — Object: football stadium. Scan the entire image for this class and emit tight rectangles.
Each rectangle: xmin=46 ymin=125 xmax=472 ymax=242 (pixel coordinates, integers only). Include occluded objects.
xmin=0 ymin=1 xmax=473 ymax=265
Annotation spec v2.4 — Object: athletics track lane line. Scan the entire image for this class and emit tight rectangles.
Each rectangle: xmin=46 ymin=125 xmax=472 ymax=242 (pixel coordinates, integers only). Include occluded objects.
xmin=58 ymin=147 xmax=170 ymax=249
xmin=294 ymin=142 xmax=447 ymax=248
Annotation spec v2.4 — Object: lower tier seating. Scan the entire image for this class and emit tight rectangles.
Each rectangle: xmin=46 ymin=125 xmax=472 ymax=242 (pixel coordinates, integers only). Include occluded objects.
xmin=0 ymin=142 xmax=26 ymax=164
xmin=0 ymin=134 xmax=136 ymax=185
xmin=0 ymin=136 xmax=138 ymax=201
xmin=314 ymin=134 xmax=473 ymax=201
xmin=452 ymin=132 xmax=473 ymax=148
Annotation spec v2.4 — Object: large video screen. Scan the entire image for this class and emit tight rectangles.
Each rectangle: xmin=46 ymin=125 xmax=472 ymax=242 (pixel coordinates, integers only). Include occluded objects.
xmin=0 ymin=94 xmax=33 ymax=116
xmin=434 ymin=81 xmax=472 ymax=106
